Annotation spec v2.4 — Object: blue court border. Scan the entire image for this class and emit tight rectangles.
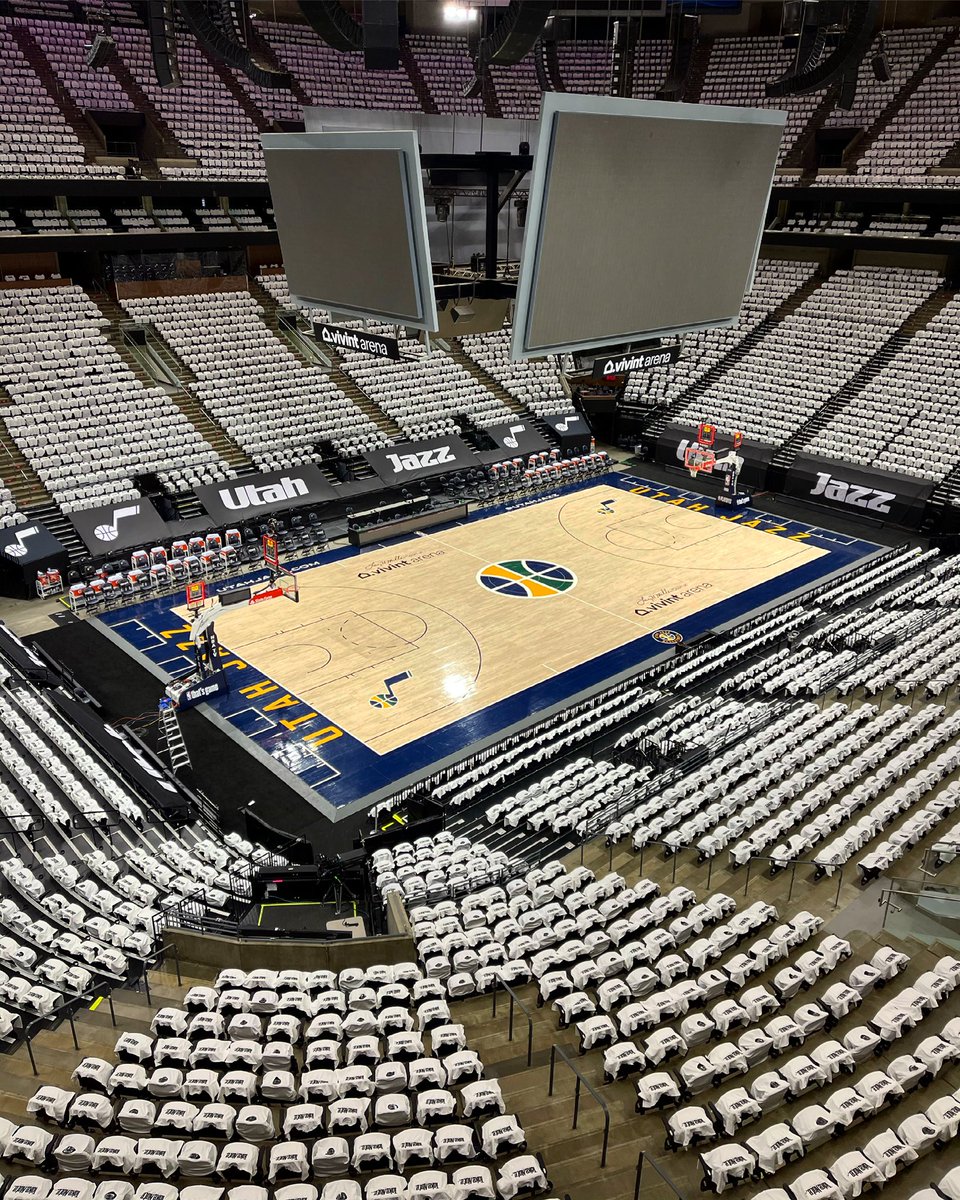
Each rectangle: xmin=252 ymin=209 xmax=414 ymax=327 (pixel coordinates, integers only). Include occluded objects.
xmin=95 ymin=472 xmax=883 ymax=819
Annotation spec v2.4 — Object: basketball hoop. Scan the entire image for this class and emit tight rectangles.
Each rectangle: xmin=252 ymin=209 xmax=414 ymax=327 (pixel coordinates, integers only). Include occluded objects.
xmin=249 ymin=571 xmax=300 ymax=605
xmin=684 ymin=445 xmax=716 ymax=477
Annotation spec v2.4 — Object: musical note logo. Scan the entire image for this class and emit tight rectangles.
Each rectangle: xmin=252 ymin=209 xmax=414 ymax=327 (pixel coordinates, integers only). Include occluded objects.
xmin=556 ymin=415 xmax=579 ymax=432
xmin=503 ymin=424 xmax=525 ymax=449
xmin=597 ymin=499 xmax=616 ymax=515
xmin=2 ymin=526 xmax=38 ymax=558
xmin=369 ymin=670 xmax=413 ymax=709
xmin=94 ymin=504 xmax=141 ymax=543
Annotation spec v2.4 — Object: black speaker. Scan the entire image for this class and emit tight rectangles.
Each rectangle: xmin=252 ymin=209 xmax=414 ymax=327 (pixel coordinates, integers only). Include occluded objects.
xmin=362 ymin=0 xmax=399 ymax=71
xmin=298 ymin=0 xmax=362 ymax=52
xmin=871 ymin=49 xmax=891 ymax=82
xmin=85 ymin=32 xmax=116 ymax=69
xmin=147 ymin=0 xmax=180 ymax=87
xmin=487 ymin=0 xmax=554 ymax=66
xmin=656 ymin=13 xmax=699 ymax=102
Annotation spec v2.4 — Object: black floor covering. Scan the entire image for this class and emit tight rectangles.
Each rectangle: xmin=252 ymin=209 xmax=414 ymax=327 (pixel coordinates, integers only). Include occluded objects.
xmin=31 ymin=618 xmax=368 ymax=856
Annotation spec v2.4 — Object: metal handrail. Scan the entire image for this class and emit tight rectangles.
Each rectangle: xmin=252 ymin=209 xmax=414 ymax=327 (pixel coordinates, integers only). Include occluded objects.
xmin=879 ymin=886 xmax=960 ymax=903
xmin=633 ymin=1149 xmax=687 ymax=1200
xmin=879 ymin=881 xmax=960 ymax=935
xmin=547 ymin=1042 xmax=610 ymax=1168
xmin=490 ymin=979 xmax=534 ymax=1068
xmin=141 ymin=941 xmax=183 ymax=1007
xmin=740 ymin=852 xmax=846 ymax=909
xmin=630 ymin=839 xmax=847 ymax=910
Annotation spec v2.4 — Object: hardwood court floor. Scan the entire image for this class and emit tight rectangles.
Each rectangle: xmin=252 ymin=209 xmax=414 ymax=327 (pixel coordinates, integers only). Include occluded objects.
xmin=203 ymin=483 xmax=826 ymax=755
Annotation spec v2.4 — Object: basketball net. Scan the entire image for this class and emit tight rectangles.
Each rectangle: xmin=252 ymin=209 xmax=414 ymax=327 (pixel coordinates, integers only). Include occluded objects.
xmin=684 ymin=444 xmax=716 ymax=477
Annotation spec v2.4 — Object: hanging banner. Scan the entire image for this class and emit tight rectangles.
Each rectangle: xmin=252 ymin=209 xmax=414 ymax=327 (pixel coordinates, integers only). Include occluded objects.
xmin=590 ymin=343 xmax=681 ymax=377
xmin=314 ymin=321 xmax=401 ymax=360
xmin=785 ymin=453 xmax=933 ymax=529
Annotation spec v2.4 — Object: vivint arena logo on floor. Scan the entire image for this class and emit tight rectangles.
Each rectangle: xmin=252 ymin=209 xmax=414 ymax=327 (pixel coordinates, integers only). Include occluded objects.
xmin=810 ymin=471 xmax=896 ymax=514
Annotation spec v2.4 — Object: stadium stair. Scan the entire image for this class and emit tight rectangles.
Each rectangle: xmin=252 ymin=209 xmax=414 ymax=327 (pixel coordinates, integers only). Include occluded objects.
xmin=446 ymin=340 xmax=559 ymax=446
xmin=197 ymin=47 xmax=273 ymax=134
xmin=771 ymin=283 xmax=960 ymax=473
xmin=89 ymin=292 xmax=258 ymax=478
xmin=247 ymin=277 xmax=405 ymax=443
xmin=0 ymin=403 xmax=56 ymax=513
xmin=103 ymin=54 xmax=195 ymax=169
xmin=842 ymin=26 xmax=960 ymax=173
xmin=929 ymin=458 xmax=960 ymax=510
xmin=937 ymin=138 xmax=960 ymax=170
xmin=481 ymin=64 xmax=503 ymax=118
xmin=641 ymin=267 xmax=830 ymax=441
xmin=780 ymin=82 xmax=844 ymax=177
xmin=8 ymin=23 xmax=108 ymax=164
xmin=25 ymin=500 xmax=87 ymax=563
xmin=399 ymin=40 xmax=440 ymax=115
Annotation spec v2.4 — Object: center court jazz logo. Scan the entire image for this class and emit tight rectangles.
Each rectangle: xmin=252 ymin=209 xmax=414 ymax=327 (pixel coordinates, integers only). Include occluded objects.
xmin=477 ymin=560 xmax=577 ymax=599
xmin=597 ymin=498 xmax=616 ymax=515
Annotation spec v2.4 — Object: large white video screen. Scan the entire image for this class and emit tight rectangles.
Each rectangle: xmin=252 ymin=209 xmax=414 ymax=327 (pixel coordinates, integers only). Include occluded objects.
xmin=512 ymin=95 xmax=785 ymax=360
xmin=262 ymin=130 xmax=438 ymax=330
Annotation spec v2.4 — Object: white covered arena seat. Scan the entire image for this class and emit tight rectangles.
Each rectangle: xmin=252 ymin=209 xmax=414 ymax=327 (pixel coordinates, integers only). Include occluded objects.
xmin=451 ymin=1166 xmax=496 ymax=1200
xmin=789 ymin=1170 xmax=844 ymax=1200
xmin=861 ymin=1128 xmax=918 ymax=1178
xmin=460 ymin=1082 xmax=504 ymax=1120
xmin=5 ymin=1126 xmax=54 ymax=1165
xmin=55 ymin=1133 xmax=96 ymax=1172
xmin=216 ymin=1143 xmax=260 ymax=1181
xmin=746 ymin=1123 xmax=803 ymax=1176
xmin=828 ymin=1151 xmax=884 ymax=1197
xmin=311 ymin=1139 xmax=350 ymax=1177
xmin=895 ymin=1112 xmax=939 ymax=1156
xmin=178 ymin=1141 xmax=219 ymax=1178
xmin=479 ymin=1116 xmax=524 ymax=1159
xmin=699 ymin=1144 xmax=756 ymax=1193
xmin=494 ymin=1155 xmax=549 ymax=1199
xmin=436 ymin=1124 xmax=480 ymax=1163
xmin=267 ymin=1142 xmax=310 ymax=1182
xmin=393 ymin=1129 xmax=435 ymax=1169
xmin=939 ymin=1167 xmax=960 ymax=1200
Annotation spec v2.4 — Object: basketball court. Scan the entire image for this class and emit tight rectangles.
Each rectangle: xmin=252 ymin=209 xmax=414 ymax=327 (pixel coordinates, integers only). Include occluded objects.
xmin=97 ymin=473 xmax=884 ymax=818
